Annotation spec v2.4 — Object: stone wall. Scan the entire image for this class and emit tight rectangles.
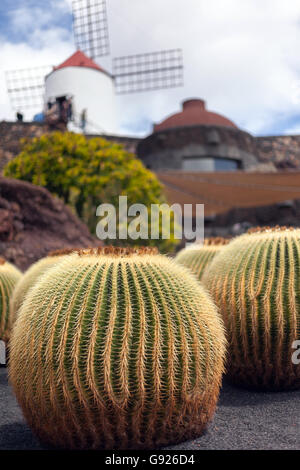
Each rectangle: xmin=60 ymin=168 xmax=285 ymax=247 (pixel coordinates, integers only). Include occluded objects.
xmin=87 ymin=133 xmax=141 ymax=154
xmin=138 ymin=127 xmax=300 ymax=171
xmin=137 ymin=125 xmax=259 ymax=170
xmin=0 ymin=122 xmax=141 ymax=172
xmin=2 ymin=120 xmax=300 ymax=172
xmin=0 ymin=121 xmax=56 ymax=171
xmin=205 ymin=199 xmax=300 ymax=238
xmin=255 ymin=135 xmax=300 ymax=168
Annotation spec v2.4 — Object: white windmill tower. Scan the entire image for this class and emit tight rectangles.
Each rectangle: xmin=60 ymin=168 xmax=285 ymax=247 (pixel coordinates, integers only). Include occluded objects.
xmin=44 ymin=50 xmax=117 ymax=134
xmin=5 ymin=0 xmax=184 ymax=135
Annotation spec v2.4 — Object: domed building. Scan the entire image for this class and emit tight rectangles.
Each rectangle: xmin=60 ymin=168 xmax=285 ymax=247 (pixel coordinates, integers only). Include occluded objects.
xmin=137 ymin=98 xmax=259 ymax=171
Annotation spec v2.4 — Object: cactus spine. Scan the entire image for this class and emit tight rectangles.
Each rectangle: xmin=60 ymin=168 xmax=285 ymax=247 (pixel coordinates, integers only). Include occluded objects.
xmin=0 ymin=258 xmax=22 ymax=341
xmin=11 ymin=248 xmax=80 ymax=320
xmin=9 ymin=247 xmax=226 ymax=450
xmin=202 ymin=226 xmax=300 ymax=391
xmin=175 ymin=238 xmax=229 ymax=280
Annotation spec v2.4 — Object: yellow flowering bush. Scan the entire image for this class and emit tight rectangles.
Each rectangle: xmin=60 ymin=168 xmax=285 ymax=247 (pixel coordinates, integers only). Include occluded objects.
xmin=4 ymin=132 xmax=178 ymax=252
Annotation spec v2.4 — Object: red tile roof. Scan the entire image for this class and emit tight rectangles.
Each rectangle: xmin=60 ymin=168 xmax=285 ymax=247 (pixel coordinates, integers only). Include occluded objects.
xmin=154 ymin=99 xmax=238 ymax=132
xmin=54 ymin=50 xmax=107 ymax=74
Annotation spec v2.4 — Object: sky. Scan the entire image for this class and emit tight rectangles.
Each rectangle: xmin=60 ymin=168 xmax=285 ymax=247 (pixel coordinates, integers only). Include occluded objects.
xmin=1 ymin=0 xmax=300 ymax=137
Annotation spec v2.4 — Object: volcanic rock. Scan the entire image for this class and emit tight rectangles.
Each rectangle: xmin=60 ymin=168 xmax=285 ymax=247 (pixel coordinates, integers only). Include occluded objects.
xmin=0 ymin=177 xmax=99 ymax=271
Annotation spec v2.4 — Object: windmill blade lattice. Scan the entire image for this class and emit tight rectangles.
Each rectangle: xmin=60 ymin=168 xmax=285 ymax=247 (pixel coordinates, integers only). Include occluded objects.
xmin=113 ymin=49 xmax=184 ymax=94
xmin=72 ymin=0 xmax=110 ymax=59
xmin=5 ymin=65 xmax=52 ymax=111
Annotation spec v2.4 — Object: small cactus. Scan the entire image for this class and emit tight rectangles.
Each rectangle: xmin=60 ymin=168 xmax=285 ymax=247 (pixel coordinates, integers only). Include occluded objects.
xmin=202 ymin=226 xmax=300 ymax=391
xmin=175 ymin=238 xmax=229 ymax=280
xmin=9 ymin=247 xmax=226 ymax=450
xmin=11 ymin=248 xmax=80 ymax=320
xmin=0 ymin=258 xmax=22 ymax=341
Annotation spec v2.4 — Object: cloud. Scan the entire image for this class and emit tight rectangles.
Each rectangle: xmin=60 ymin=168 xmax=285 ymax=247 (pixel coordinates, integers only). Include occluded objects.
xmin=1 ymin=0 xmax=300 ymax=136
xmin=282 ymin=121 xmax=300 ymax=135
xmin=0 ymin=33 xmax=74 ymax=121
xmin=109 ymin=0 xmax=300 ymax=136
xmin=8 ymin=7 xmax=53 ymax=35
xmin=0 ymin=0 xmax=74 ymax=121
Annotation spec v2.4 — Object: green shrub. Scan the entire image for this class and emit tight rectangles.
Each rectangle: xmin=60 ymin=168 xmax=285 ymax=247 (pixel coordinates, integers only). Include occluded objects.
xmin=4 ymin=132 xmax=177 ymax=252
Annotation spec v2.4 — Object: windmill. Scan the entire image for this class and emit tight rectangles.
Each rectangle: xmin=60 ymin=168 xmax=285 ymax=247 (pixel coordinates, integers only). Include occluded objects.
xmin=5 ymin=0 xmax=184 ymax=134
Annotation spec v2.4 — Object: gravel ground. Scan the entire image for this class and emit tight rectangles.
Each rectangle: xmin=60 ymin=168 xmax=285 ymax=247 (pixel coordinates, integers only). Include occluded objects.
xmin=0 ymin=367 xmax=299 ymax=450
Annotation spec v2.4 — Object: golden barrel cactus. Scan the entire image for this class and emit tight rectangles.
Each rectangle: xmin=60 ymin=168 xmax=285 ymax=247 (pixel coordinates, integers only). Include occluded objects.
xmin=11 ymin=249 xmax=80 ymax=320
xmin=175 ymin=238 xmax=229 ymax=280
xmin=203 ymin=226 xmax=300 ymax=391
xmin=9 ymin=247 xmax=226 ymax=450
xmin=0 ymin=258 xmax=22 ymax=342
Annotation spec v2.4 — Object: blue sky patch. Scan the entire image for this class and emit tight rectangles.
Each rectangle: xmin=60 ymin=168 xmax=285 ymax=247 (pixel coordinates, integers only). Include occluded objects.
xmin=0 ymin=0 xmax=72 ymax=46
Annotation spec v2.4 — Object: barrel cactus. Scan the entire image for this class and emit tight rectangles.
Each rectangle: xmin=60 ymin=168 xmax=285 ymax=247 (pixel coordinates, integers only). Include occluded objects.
xmin=175 ymin=238 xmax=229 ymax=280
xmin=0 ymin=258 xmax=22 ymax=342
xmin=9 ymin=247 xmax=226 ymax=450
xmin=202 ymin=226 xmax=300 ymax=391
xmin=11 ymin=248 xmax=79 ymax=320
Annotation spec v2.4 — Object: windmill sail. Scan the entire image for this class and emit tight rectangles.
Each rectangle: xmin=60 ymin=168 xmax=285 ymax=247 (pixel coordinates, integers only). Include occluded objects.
xmin=72 ymin=0 xmax=110 ymax=59
xmin=113 ymin=49 xmax=184 ymax=94
xmin=5 ymin=2 xmax=184 ymax=116
xmin=5 ymin=65 xmax=52 ymax=111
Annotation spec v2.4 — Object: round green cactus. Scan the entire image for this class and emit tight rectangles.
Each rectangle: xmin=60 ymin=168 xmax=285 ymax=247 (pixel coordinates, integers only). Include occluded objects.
xmin=175 ymin=238 xmax=229 ymax=280
xmin=11 ymin=248 xmax=80 ymax=321
xmin=202 ymin=226 xmax=300 ymax=391
xmin=0 ymin=258 xmax=22 ymax=341
xmin=9 ymin=247 xmax=226 ymax=450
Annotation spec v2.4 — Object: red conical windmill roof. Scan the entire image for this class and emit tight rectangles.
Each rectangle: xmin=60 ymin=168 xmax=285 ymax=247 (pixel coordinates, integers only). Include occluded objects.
xmin=54 ymin=50 xmax=107 ymax=74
